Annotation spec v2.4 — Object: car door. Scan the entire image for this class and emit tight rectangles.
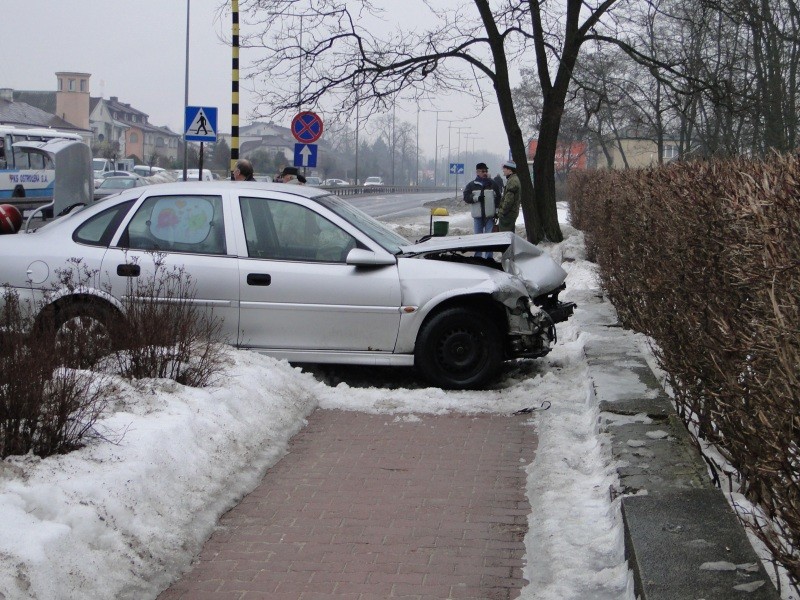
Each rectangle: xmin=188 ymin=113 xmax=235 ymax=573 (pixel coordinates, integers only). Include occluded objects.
xmin=236 ymin=194 xmax=402 ymax=352
xmin=101 ymin=191 xmax=242 ymax=345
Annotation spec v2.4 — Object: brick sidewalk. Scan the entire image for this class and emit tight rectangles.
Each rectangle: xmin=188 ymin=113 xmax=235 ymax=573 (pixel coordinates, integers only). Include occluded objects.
xmin=159 ymin=409 xmax=537 ymax=600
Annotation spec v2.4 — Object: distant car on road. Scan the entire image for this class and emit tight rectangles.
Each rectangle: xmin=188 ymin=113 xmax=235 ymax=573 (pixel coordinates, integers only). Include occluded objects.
xmin=364 ymin=176 xmax=384 ymax=186
xmin=93 ymin=175 xmax=148 ymax=201
xmin=305 ymin=176 xmax=322 ymax=186
xmin=324 ymin=178 xmax=349 ymax=186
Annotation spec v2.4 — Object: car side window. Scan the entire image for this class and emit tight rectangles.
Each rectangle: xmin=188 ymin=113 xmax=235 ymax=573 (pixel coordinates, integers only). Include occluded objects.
xmin=121 ymin=195 xmax=226 ymax=255
xmin=73 ymin=200 xmax=136 ymax=247
xmin=240 ymin=197 xmax=357 ymax=262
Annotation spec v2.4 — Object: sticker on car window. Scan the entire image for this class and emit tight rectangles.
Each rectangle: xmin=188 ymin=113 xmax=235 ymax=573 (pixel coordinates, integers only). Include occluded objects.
xmin=150 ymin=197 xmax=214 ymax=245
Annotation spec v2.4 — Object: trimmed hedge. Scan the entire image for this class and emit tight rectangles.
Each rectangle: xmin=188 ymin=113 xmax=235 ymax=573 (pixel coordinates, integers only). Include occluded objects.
xmin=568 ymin=155 xmax=799 ymax=588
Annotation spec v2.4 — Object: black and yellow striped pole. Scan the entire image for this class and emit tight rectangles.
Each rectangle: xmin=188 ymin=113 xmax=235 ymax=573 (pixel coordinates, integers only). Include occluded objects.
xmin=230 ymin=0 xmax=240 ymax=178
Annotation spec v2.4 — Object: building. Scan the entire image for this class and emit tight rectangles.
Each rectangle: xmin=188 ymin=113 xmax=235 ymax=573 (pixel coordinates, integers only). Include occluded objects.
xmin=4 ymin=72 xmax=180 ymax=165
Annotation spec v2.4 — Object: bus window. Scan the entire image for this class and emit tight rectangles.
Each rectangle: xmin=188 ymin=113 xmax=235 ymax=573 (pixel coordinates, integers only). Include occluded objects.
xmin=29 ymin=150 xmax=45 ymax=170
xmin=12 ymin=144 xmax=28 ymax=169
xmin=0 ymin=138 xmax=6 ymax=169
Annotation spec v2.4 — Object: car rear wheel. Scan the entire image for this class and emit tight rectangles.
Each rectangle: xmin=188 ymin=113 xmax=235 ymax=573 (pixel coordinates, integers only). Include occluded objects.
xmin=47 ymin=301 xmax=118 ymax=368
xmin=414 ymin=307 xmax=502 ymax=389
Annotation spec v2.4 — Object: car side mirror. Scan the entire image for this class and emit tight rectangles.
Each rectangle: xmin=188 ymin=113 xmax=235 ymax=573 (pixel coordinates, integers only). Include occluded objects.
xmin=345 ymin=248 xmax=396 ymax=266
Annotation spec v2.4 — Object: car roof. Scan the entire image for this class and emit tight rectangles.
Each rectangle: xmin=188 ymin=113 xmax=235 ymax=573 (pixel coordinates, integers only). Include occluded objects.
xmin=97 ymin=180 xmax=331 ymax=199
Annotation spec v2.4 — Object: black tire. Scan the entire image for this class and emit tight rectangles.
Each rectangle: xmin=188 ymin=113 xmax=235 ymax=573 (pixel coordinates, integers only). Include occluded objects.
xmin=414 ymin=306 xmax=503 ymax=389
xmin=49 ymin=301 xmax=119 ymax=367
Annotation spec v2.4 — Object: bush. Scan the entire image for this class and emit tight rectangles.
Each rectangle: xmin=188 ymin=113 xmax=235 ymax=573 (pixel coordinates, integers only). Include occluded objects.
xmin=0 ymin=254 xmax=226 ymax=459
xmin=102 ymin=254 xmax=225 ymax=387
xmin=568 ymin=155 xmax=800 ymax=590
xmin=0 ymin=288 xmax=114 ymax=458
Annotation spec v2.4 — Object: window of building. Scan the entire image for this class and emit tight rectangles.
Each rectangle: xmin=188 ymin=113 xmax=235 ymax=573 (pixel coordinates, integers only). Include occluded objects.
xmin=80 ymin=79 xmax=86 ymax=92
xmin=130 ymin=133 xmax=138 ymax=143
xmin=68 ymin=79 xmax=75 ymax=92
xmin=663 ymin=144 xmax=678 ymax=160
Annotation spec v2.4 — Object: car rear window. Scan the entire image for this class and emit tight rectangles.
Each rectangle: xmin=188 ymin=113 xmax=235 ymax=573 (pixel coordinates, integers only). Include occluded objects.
xmin=73 ymin=200 xmax=136 ymax=247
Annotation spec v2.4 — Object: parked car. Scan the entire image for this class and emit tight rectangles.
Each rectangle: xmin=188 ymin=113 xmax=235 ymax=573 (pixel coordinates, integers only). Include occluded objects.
xmin=185 ymin=168 xmax=215 ymax=181
xmin=0 ymin=182 xmax=574 ymax=389
xmin=131 ymin=165 xmax=166 ymax=177
xmin=93 ymin=175 xmax=148 ymax=201
xmin=364 ymin=176 xmax=384 ymax=186
xmin=324 ymin=178 xmax=349 ymax=186
xmin=304 ymin=176 xmax=322 ymax=186
xmin=94 ymin=170 xmax=135 ymax=188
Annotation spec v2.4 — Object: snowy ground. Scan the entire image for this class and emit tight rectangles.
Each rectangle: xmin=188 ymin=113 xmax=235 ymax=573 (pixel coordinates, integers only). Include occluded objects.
xmin=0 ymin=203 xmax=636 ymax=600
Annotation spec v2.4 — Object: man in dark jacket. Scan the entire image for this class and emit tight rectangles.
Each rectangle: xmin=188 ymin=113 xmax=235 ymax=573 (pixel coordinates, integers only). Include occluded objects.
xmin=497 ymin=160 xmax=521 ymax=232
xmin=463 ymin=162 xmax=503 ymax=259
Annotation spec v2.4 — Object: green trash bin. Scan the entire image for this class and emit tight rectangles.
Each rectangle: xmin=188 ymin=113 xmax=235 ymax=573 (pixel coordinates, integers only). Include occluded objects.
xmin=432 ymin=220 xmax=449 ymax=236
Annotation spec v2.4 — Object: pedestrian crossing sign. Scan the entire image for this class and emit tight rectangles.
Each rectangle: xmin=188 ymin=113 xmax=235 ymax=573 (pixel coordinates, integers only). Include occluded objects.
xmin=184 ymin=106 xmax=218 ymax=142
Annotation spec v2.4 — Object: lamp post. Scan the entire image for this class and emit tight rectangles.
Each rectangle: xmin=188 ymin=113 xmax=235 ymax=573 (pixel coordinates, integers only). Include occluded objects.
xmin=442 ymin=120 xmax=459 ymax=188
xmin=421 ymin=109 xmax=451 ymax=188
xmin=453 ymin=126 xmax=470 ymax=198
xmin=182 ymin=0 xmax=190 ymax=181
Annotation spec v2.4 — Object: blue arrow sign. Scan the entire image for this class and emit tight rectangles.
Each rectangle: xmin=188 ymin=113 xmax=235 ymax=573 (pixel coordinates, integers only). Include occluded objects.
xmin=294 ymin=143 xmax=318 ymax=168
xmin=449 ymin=163 xmax=465 ymax=174
xmin=184 ymin=106 xmax=218 ymax=142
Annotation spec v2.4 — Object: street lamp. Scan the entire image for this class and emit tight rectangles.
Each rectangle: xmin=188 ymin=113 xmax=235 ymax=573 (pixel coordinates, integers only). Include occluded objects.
xmin=422 ymin=109 xmax=451 ymax=188
xmin=453 ymin=126 xmax=470 ymax=198
xmin=442 ymin=120 xmax=459 ymax=187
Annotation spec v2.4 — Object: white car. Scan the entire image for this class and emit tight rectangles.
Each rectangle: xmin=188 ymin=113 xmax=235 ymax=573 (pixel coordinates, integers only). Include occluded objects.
xmin=0 ymin=182 xmax=574 ymax=388
xmin=364 ymin=176 xmax=384 ymax=186
xmin=324 ymin=178 xmax=349 ymax=186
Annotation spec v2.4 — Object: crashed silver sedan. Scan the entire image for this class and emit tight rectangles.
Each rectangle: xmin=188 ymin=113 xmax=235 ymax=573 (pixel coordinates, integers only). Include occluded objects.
xmin=0 ymin=182 xmax=574 ymax=389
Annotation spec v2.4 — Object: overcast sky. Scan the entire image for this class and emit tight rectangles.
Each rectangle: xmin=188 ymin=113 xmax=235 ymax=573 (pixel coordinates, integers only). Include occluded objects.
xmin=1 ymin=0 xmax=515 ymax=162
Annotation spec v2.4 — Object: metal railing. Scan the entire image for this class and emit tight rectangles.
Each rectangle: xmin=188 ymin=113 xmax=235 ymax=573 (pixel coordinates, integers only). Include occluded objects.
xmin=319 ymin=184 xmax=454 ymax=197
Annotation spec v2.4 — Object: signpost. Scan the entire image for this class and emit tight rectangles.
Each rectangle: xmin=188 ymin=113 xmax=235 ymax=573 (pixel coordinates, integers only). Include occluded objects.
xmin=184 ymin=106 xmax=218 ymax=181
xmin=291 ymin=112 xmax=323 ymax=172
xmin=450 ymin=163 xmax=465 ymax=198
xmin=291 ymin=111 xmax=324 ymax=143
xmin=294 ymin=143 xmax=318 ymax=168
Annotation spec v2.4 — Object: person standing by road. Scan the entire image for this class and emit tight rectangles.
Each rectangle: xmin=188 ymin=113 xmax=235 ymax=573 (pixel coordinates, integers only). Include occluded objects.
xmin=497 ymin=160 xmax=521 ymax=233
xmin=233 ymin=159 xmax=256 ymax=181
xmin=280 ymin=166 xmax=302 ymax=184
xmin=463 ymin=161 xmax=502 ymax=233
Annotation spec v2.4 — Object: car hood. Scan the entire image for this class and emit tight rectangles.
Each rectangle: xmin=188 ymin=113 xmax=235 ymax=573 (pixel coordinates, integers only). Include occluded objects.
xmin=399 ymin=232 xmax=567 ymax=297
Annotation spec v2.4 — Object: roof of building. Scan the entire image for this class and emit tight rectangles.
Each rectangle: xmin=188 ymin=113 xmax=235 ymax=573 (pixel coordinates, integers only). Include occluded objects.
xmin=0 ymin=98 xmax=88 ymax=133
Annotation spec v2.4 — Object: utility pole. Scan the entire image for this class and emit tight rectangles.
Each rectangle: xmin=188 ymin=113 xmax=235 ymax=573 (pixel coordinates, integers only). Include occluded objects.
xmin=422 ymin=109 xmax=451 ymax=188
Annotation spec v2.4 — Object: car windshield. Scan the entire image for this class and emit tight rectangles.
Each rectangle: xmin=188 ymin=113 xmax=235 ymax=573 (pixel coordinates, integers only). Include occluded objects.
xmin=315 ymin=194 xmax=410 ymax=253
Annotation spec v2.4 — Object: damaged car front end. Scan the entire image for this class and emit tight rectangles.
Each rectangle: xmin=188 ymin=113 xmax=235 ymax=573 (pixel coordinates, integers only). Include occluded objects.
xmin=396 ymin=232 xmax=576 ymax=388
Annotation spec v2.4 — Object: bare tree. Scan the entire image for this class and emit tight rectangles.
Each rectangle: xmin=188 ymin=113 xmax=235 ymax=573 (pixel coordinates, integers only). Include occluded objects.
xmin=232 ymin=0 xmax=625 ymax=242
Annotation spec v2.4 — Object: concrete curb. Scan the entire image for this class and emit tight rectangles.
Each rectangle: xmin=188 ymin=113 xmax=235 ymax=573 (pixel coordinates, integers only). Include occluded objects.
xmin=574 ymin=292 xmax=780 ymax=599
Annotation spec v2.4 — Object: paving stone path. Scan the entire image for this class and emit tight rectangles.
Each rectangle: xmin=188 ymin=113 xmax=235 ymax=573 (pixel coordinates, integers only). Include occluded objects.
xmin=159 ymin=409 xmax=537 ymax=600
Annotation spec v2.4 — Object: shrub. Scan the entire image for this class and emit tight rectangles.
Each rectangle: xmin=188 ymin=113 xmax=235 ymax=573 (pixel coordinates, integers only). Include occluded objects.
xmin=0 ymin=288 xmax=114 ymax=458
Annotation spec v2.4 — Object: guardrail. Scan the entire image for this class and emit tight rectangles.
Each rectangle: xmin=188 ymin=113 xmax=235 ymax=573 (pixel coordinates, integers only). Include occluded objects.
xmin=319 ymin=184 xmax=455 ymax=197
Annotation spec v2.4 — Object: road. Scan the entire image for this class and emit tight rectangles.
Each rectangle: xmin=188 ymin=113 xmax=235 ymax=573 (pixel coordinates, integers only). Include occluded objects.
xmin=344 ymin=190 xmax=458 ymax=220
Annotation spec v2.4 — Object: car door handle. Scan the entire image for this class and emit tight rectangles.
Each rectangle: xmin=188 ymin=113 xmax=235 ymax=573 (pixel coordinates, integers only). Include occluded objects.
xmin=117 ymin=264 xmax=141 ymax=277
xmin=246 ymin=273 xmax=271 ymax=286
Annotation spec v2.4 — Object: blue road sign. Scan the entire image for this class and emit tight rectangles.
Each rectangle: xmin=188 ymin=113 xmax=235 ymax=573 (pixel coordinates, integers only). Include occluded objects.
xmin=449 ymin=163 xmax=465 ymax=174
xmin=294 ymin=143 xmax=318 ymax=168
xmin=184 ymin=106 xmax=218 ymax=142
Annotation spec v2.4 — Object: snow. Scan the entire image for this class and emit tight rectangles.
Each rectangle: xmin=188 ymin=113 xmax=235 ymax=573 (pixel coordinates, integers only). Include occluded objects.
xmin=0 ymin=202 xmax=646 ymax=599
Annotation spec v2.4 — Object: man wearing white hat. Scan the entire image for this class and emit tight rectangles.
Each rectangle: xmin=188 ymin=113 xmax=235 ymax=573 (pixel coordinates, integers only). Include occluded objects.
xmin=497 ymin=160 xmax=521 ymax=232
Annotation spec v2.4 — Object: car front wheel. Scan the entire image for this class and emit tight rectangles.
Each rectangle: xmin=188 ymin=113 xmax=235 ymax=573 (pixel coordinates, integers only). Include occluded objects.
xmin=414 ymin=307 xmax=502 ymax=389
